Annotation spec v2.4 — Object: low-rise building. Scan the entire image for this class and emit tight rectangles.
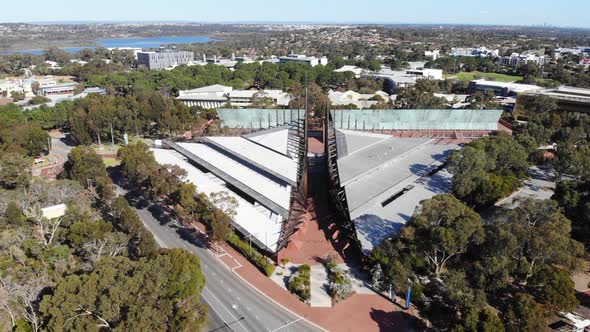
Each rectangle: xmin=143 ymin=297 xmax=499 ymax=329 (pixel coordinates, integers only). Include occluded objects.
xmin=469 ymin=79 xmax=542 ymax=97
xmin=500 ymin=52 xmax=546 ymax=66
xmin=177 ymin=84 xmax=233 ymax=108
xmin=334 ymin=65 xmax=364 ymax=78
xmin=37 ymin=82 xmax=78 ymax=97
xmin=69 ymin=59 xmax=88 ymax=66
xmin=0 ymin=79 xmax=33 ymax=98
xmin=451 ymin=47 xmax=499 ymax=58
xmin=533 ymin=86 xmax=590 ymax=113
xmin=278 ymin=54 xmax=328 ymax=67
xmin=424 ymin=50 xmax=440 ymax=61
xmin=406 ymin=68 xmax=443 ymax=80
xmin=177 ymin=85 xmax=291 ymax=108
xmin=137 ymin=49 xmax=194 ymax=70
xmin=329 ymin=90 xmax=389 ymax=109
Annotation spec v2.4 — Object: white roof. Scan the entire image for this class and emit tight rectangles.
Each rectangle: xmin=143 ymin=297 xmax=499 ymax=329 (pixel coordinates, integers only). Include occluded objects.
xmin=229 ymin=90 xmax=258 ymax=98
xmin=471 ymin=79 xmax=542 ymax=93
xmin=177 ymin=92 xmax=228 ymax=101
xmin=244 ymin=128 xmax=290 ymax=156
xmin=177 ymin=142 xmax=291 ymax=210
xmin=206 ymin=136 xmax=297 ymax=183
xmin=151 ymin=148 xmax=281 ymax=251
xmin=41 ymin=203 xmax=67 ymax=219
xmin=179 ymin=84 xmax=233 ymax=95
xmin=334 ymin=65 xmax=363 ymax=74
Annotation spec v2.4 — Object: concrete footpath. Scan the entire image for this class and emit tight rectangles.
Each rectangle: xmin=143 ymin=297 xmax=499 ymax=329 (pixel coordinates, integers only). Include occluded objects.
xmin=218 ymin=241 xmax=418 ymax=332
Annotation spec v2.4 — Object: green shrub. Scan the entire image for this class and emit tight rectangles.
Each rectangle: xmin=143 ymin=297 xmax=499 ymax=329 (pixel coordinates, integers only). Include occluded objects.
xmin=288 ymin=264 xmax=311 ymax=301
xmin=227 ymin=234 xmax=275 ymax=276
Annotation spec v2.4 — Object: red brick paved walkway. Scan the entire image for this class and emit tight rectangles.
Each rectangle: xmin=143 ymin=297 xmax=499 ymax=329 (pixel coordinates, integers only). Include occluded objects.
xmin=219 ymin=241 xmax=418 ymax=331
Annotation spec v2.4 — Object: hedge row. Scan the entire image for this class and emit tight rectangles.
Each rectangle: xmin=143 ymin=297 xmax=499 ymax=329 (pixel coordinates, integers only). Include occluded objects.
xmin=227 ymin=234 xmax=275 ymax=276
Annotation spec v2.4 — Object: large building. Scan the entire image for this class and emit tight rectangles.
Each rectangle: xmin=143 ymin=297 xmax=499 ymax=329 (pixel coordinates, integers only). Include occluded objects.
xmin=152 ymin=108 xmax=307 ymax=253
xmin=450 ymin=47 xmax=499 ymax=58
xmin=137 ymin=49 xmax=194 ymax=70
xmin=325 ymin=108 xmax=503 ymax=253
xmin=499 ymin=52 xmax=546 ymax=66
xmin=177 ymin=85 xmax=291 ymax=109
xmin=469 ymin=79 xmax=543 ymax=97
xmin=278 ymin=54 xmax=328 ymax=67
xmin=532 ymin=86 xmax=590 ymax=113
xmin=176 ymin=85 xmax=233 ymax=108
xmin=37 ymin=83 xmax=78 ymax=97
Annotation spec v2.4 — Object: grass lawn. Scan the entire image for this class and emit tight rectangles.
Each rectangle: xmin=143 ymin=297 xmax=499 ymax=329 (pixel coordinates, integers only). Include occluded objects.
xmin=102 ymin=157 xmax=120 ymax=167
xmin=448 ymin=71 xmax=523 ymax=83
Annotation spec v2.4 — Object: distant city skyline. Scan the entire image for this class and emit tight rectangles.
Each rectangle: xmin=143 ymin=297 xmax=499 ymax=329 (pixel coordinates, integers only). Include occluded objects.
xmin=2 ymin=0 xmax=590 ymax=29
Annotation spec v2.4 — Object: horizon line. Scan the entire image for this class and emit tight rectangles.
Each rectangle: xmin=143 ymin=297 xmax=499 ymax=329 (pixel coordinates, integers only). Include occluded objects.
xmin=2 ymin=20 xmax=590 ymax=30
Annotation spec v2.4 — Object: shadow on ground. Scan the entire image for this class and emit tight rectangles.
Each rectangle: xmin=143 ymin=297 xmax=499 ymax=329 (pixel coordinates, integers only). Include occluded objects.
xmin=369 ymin=308 xmax=426 ymax=332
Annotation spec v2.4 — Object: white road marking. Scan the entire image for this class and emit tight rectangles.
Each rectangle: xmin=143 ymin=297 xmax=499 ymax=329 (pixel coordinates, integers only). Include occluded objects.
xmin=269 ymin=317 xmax=304 ymax=332
xmin=204 ymin=288 xmax=249 ymax=332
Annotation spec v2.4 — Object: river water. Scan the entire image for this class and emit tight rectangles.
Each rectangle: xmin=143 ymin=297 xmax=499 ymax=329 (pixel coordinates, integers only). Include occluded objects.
xmin=1 ymin=35 xmax=212 ymax=55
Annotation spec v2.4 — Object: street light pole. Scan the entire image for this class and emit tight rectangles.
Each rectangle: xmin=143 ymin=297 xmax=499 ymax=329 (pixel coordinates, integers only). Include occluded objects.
xmin=405 ymin=279 xmax=412 ymax=310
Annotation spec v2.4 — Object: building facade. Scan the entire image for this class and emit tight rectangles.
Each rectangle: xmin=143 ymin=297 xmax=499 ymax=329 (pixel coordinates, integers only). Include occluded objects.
xmin=278 ymin=54 xmax=328 ymax=67
xmin=500 ymin=53 xmax=546 ymax=66
xmin=137 ymin=50 xmax=194 ymax=70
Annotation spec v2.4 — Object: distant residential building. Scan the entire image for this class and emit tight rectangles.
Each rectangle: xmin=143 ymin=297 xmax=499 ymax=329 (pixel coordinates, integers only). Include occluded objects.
xmin=424 ymin=50 xmax=440 ymax=61
xmin=0 ymin=79 xmax=33 ymax=98
xmin=278 ymin=54 xmax=328 ymax=67
xmin=69 ymin=59 xmax=88 ymax=66
xmin=500 ymin=52 xmax=546 ymax=66
xmin=469 ymin=79 xmax=542 ymax=97
xmin=555 ymin=47 xmax=590 ymax=58
xmin=137 ymin=49 xmax=194 ymax=70
xmin=43 ymin=60 xmax=61 ymax=70
xmin=451 ymin=47 xmax=499 ymax=58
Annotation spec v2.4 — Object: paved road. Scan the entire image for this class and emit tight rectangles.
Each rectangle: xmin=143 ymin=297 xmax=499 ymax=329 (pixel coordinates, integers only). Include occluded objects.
xmin=111 ymin=177 xmax=321 ymax=332
xmin=49 ymin=132 xmax=73 ymax=163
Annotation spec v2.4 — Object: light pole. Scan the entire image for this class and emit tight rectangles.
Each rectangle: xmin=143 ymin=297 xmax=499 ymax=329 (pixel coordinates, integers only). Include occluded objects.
xmin=389 ymin=283 xmax=396 ymax=303
xmin=405 ymin=279 xmax=412 ymax=310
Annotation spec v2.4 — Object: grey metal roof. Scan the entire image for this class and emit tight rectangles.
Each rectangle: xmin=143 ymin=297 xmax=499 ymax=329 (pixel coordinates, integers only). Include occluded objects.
xmin=165 ymin=141 xmax=290 ymax=219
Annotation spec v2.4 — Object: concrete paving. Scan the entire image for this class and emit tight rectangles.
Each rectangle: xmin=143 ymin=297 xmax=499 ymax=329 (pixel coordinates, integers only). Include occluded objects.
xmin=338 ymin=263 xmax=375 ymax=295
xmin=270 ymin=263 xmax=300 ymax=291
xmin=496 ymin=165 xmax=556 ymax=208
xmin=310 ymin=265 xmax=332 ymax=307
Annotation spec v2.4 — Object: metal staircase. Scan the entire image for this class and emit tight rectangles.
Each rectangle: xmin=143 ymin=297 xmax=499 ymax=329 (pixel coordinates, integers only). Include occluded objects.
xmin=276 ymin=107 xmax=308 ymax=251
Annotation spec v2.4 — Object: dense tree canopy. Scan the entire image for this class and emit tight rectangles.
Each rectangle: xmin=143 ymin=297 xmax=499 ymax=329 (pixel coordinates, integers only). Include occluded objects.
xmin=64 ymin=146 xmax=108 ymax=187
xmin=40 ymin=249 xmax=207 ymax=331
xmin=447 ymin=134 xmax=529 ymax=209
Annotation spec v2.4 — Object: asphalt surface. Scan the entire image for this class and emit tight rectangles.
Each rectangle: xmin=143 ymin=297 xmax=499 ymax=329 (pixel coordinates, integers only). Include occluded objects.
xmin=111 ymin=173 xmax=322 ymax=332
xmin=49 ymin=133 xmax=74 ymax=163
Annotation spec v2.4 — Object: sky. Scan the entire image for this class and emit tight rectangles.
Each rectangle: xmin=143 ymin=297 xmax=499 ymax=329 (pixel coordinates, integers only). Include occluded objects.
xmin=1 ymin=0 xmax=589 ymax=28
